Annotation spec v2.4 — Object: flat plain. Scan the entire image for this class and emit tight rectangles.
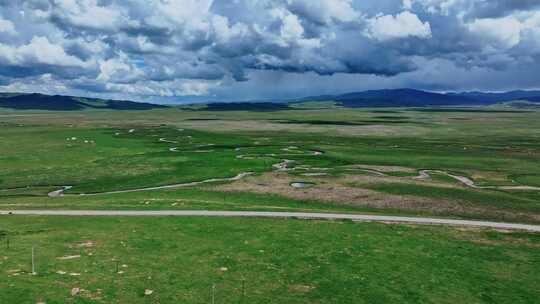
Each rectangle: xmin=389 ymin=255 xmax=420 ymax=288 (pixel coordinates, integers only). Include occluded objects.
xmin=1 ymin=105 xmax=540 ymax=303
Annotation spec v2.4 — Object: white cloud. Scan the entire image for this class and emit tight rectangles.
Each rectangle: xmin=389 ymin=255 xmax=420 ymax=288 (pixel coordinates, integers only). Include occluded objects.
xmin=409 ymin=0 xmax=464 ymax=15
xmin=0 ymin=74 xmax=70 ymax=94
xmin=52 ymin=0 xmax=127 ymax=31
xmin=403 ymin=0 xmax=413 ymax=10
xmin=97 ymin=54 xmax=143 ymax=83
xmin=211 ymin=15 xmax=250 ymax=44
xmin=105 ymin=79 xmax=216 ymax=97
xmin=0 ymin=18 xmax=16 ymax=35
xmin=0 ymin=36 xmax=88 ymax=67
xmin=521 ymin=11 xmax=540 ymax=49
xmin=269 ymin=8 xmax=321 ymax=48
xmin=467 ymin=16 xmax=522 ymax=49
xmin=287 ymin=0 xmax=361 ymax=23
xmin=366 ymin=11 xmax=432 ymax=41
xmin=156 ymin=0 xmax=213 ymax=22
xmin=152 ymin=0 xmax=213 ymax=32
xmin=280 ymin=10 xmax=304 ymax=41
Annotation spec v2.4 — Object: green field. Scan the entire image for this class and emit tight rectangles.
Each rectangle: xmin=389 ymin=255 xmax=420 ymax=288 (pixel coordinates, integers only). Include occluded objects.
xmin=1 ymin=107 xmax=540 ymax=222
xmin=1 ymin=106 xmax=540 ymax=302
xmin=1 ymin=216 xmax=539 ymax=304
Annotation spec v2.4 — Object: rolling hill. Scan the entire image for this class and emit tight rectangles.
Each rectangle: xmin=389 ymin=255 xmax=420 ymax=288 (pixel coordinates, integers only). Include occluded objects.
xmin=450 ymin=90 xmax=540 ymax=103
xmin=295 ymin=89 xmax=540 ymax=108
xmin=198 ymin=102 xmax=290 ymax=111
xmin=3 ymin=89 xmax=540 ymax=111
xmin=0 ymin=93 xmax=168 ymax=111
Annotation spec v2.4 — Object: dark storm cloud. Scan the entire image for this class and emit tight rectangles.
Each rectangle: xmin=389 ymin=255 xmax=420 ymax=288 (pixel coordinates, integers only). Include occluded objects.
xmin=0 ymin=0 xmax=539 ymax=101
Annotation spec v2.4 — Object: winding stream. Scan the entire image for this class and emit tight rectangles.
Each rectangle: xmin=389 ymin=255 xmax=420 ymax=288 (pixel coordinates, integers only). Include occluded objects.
xmin=16 ymin=137 xmax=540 ymax=198
xmin=44 ymin=142 xmax=325 ymax=197
xmin=46 ymin=173 xmax=252 ymax=197
xmin=415 ymin=169 xmax=540 ymax=191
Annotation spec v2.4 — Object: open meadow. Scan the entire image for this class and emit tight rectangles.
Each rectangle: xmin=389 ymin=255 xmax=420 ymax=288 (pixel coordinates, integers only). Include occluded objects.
xmin=1 ymin=106 xmax=540 ymax=303
xmin=1 ymin=216 xmax=539 ymax=304
xmin=1 ymin=106 xmax=540 ymax=222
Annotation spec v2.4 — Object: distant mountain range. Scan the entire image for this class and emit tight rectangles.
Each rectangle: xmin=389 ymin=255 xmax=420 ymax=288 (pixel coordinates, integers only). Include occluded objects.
xmin=1 ymin=89 xmax=540 ymax=111
xmin=449 ymin=91 xmax=540 ymax=103
xmin=295 ymin=89 xmax=540 ymax=108
xmin=0 ymin=93 xmax=167 ymax=111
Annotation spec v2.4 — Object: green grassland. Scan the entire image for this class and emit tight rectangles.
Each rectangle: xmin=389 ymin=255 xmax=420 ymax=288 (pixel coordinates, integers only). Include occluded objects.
xmin=1 ymin=216 xmax=539 ymax=304
xmin=1 ymin=106 xmax=540 ymax=303
xmin=1 ymin=107 xmax=540 ymax=222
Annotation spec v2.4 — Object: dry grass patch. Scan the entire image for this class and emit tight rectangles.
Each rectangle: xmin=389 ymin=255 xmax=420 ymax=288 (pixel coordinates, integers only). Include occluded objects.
xmin=213 ymin=172 xmax=470 ymax=214
xmin=178 ymin=119 xmax=428 ymax=136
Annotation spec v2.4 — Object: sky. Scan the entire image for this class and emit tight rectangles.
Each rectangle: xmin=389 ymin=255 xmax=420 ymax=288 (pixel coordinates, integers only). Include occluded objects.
xmin=0 ymin=0 xmax=539 ymax=103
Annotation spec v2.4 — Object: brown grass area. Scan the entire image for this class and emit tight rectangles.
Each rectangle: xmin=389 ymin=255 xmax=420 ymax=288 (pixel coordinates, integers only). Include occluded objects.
xmin=212 ymin=172 xmax=540 ymax=222
xmin=179 ymin=120 xmax=428 ymax=136
xmin=343 ymin=171 xmax=461 ymax=189
xmin=214 ymin=172 xmax=464 ymax=212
